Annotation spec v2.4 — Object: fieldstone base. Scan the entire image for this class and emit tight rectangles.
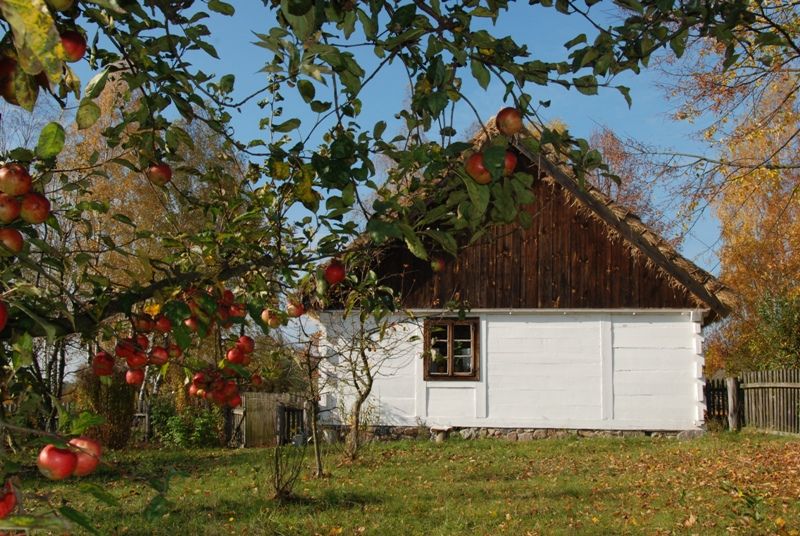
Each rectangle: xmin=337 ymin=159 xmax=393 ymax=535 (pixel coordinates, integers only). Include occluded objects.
xmin=320 ymin=425 xmax=684 ymax=442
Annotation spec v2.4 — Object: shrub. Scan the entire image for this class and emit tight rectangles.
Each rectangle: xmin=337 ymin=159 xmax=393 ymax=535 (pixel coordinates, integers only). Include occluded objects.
xmin=150 ymin=396 xmax=224 ymax=448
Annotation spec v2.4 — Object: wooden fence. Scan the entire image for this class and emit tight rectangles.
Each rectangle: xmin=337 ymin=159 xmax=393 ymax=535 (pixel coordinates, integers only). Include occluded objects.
xmin=740 ymin=370 xmax=800 ymax=434
xmin=231 ymin=392 xmax=305 ymax=447
xmin=705 ymin=370 xmax=800 ymax=434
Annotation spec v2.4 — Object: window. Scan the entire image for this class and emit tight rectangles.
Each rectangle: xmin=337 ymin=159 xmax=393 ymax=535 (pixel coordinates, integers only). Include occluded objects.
xmin=423 ymin=318 xmax=479 ymax=381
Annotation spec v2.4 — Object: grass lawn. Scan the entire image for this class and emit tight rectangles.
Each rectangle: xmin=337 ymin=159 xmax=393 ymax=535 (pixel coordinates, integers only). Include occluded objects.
xmin=8 ymin=431 xmax=800 ymax=535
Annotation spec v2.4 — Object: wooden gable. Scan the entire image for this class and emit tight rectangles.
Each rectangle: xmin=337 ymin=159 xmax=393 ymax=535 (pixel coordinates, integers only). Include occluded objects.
xmin=375 ymin=174 xmax=703 ymax=311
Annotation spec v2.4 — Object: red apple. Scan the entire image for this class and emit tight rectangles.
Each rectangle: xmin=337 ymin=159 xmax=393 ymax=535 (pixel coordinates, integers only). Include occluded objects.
xmin=216 ymin=304 xmax=230 ymax=323
xmin=188 ymin=383 xmax=199 ymax=397
xmin=0 ymin=300 xmax=7 ymax=332
xmin=0 ymin=193 xmax=20 ymax=224
xmin=228 ymin=303 xmax=247 ymax=318
xmin=125 ymin=351 xmax=148 ymax=370
xmin=115 ymin=339 xmax=137 ymax=359
xmin=250 ymin=374 xmax=263 ymax=386
xmin=135 ymin=334 xmax=149 ymax=350
xmin=503 ymin=150 xmax=518 ymax=176
xmin=211 ymin=389 xmax=227 ymax=406
xmin=0 ymin=482 xmax=16 ymax=519
xmin=430 ymin=256 xmax=446 ymax=273
xmin=19 ymin=192 xmax=50 ymax=224
xmin=195 ymin=388 xmax=206 ymax=398
xmin=286 ymin=301 xmax=304 ymax=318
xmin=148 ymin=346 xmax=169 ymax=366
xmin=37 ymin=444 xmax=78 ymax=480
xmin=220 ymin=289 xmax=235 ymax=305
xmin=261 ymin=308 xmax=281 ymax=328
xmin=92 ymin=351 xmax=115 ymax=376
xmin=228 ymin=394 xmax=242 ymax=408
xmin=236 ymin=335 xmax=255 ymax=354
xmin=0 ymin=228 xmax=23 ymax=255
xmin=226 ymin=347 xmax=244 ymax=364
xmin=168 ymin=343 xmax=182 ymax=358
xmin=61 ymin=30 xmax=87 ymax=63
xmin=125 ymin=368 xmax=145 ymax=385
xmin=192 ymin=371 xmax=207 ymax=385
xmin=0 ymin=164 xmax=32 ymax=196
xmin=131 ymin=313 xmax=154 ymax=333
xmin=146 ymin=163 xmax=172 ymax=186
xmin=222 ymin=380 xmax=238 ymax=398
xmin=465 ymin=153 xmax=491 ymax=184
xmin=324 ymin=259 xmax=346 ymax=285
xmin=184 ymin=316 xmax=200 ymax=332
xmin=153 ymin=315 xmax=172 ymax=333
xmin=68 ymin=437 xmax=101 ymax=477
xmin=496 ymin=107 xmax=523 ymax=136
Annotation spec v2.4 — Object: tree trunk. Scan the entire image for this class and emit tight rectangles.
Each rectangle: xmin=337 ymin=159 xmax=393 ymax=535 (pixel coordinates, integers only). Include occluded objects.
xmin=308 ymin=400 xmax=323 ymax=477
xmin=345 ymin=399 xmax=362 ymax=462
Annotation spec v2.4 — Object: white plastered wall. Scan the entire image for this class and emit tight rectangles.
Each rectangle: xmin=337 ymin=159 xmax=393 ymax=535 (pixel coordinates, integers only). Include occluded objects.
xmin=315 ymin=309 xmax=705 ymax=431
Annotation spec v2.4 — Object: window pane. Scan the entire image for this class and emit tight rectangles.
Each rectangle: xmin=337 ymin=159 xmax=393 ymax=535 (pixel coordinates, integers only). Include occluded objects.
xmin=453 ymin=324 xmax=471 ymax=341
xmin=429 ymin=324 xmax=449 ymax=374
xmin=453 ymin=324 xmax=473 ymax=374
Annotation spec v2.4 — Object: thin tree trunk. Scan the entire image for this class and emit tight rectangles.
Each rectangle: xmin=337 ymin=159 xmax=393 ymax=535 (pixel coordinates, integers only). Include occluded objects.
xmin=309 ymin=400 xmax=323 ymax=477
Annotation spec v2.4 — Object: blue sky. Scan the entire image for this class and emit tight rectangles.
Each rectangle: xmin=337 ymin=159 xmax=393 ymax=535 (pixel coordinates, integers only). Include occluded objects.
xmin=76 ymin=2 xmax=722 ymax=272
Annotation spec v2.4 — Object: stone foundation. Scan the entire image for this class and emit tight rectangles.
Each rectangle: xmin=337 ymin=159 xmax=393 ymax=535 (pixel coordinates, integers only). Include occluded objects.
xmin=321 ymin=425 xmax=686 ymax=442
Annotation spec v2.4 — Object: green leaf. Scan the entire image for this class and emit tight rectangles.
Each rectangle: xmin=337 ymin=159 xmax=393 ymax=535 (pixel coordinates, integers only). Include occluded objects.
xmin=11 ymin=332 xmax=33 ymax=371
xmin=84 ymin=69 xmax=109 ymax=99
xmin=616 ymin=85 xmax=632 ymax=107
xmin=460 ymin=171 xmax=490 ymax=217
xmin=36 ymin=122 xmax=66 ymax=159
xmin=573 ymin=75 xmax=598 ymax=95
xmin=287 ymin=0 xmax=313 ymax=16
xmin=424 ymin=230 xmax=458 ymax=257
xmin=373 ymin=120 xmax=386 ymax=139
xmin=76 ymin=99 xmax=101 ymax=130
xmin=165 ymin=125 xmax=195 ymax=151
xmin=482 ymin=145 xmax=507 ymax=178
xmin=297 ymin=79 xmax=315 ymax=103
xmin=563 ymin=33 xmax=587 ymax=49
xmin=112 ymin=213 xmax=135 ymax=226
xmin=144 ymin=494 xmax=170 ymax=521
xmin=272 ymin=118 xmax=301 ymax=133
xmin=470 ymin=58 xmax=490 ymax=89
xmin=70 ymin=411 xmax=105 ymax=435
xmin=218 ymin=74 xmax=235 ymax=93
xmin=400 ymin=224 xmax=428 ymax=260
xmin=58 ymin=506 xmax=99 ymax=535
xmin=669 ymin=28 xmax=688 ymax=58
xmin=207 ymin=0 xmax=235 ymax=15
xmin=79 ymin=484 xmax=119 ymax=507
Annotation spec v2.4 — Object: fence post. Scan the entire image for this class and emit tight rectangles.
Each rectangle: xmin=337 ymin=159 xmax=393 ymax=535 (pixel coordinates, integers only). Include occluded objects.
xmin=726 ymin=377 xmax=740 ymax=431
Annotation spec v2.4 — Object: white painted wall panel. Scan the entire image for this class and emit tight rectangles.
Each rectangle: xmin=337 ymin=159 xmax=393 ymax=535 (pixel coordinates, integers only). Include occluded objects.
xmin=611 ymin=314 xmax=698 ymax=427
xmin=486 ymin=314 xmax=602 ymax=422
xmin=427 ymin=387 xmax=475 ymax=418
xmin=316 ymin=310 xmax=703 ymax=431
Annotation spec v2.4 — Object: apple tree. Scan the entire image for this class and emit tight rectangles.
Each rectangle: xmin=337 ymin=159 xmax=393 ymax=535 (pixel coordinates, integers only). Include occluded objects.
xmin=0 ymin=0 xmax=794 ymax=530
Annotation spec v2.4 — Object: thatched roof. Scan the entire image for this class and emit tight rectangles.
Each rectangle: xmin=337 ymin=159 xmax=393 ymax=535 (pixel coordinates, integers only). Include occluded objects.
xmin=470 ymin=119 xmax=736 ymax=321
